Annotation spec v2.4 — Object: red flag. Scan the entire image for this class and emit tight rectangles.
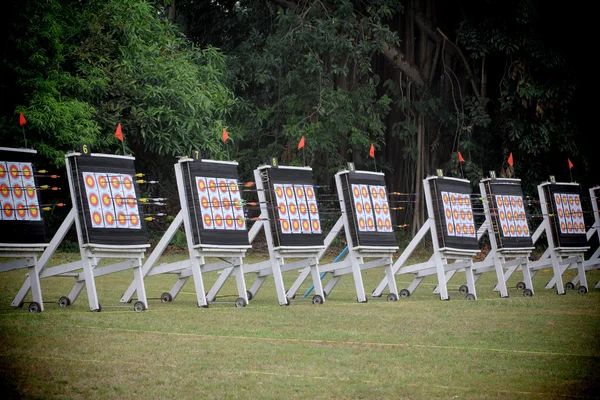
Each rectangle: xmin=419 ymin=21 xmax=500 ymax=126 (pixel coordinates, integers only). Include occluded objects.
xmin=297 ymin=136 xmax=305 ymax=150
xmin=457 ymin=151 xmax=465 ymax=163
xmin=222 ymin=128 xmax=229 ymax=143
xmin=114 ymin=123 xmax=123 ymax=142
xmin=568 ymin=158 xmax=574 ymax=170
xmin=19 ymin=112 xmax=27 ymax=126
xmin=507 ymin=152 xmax=514 ymax=167
xmin=369 ymin=143 xmax=375 ymax=158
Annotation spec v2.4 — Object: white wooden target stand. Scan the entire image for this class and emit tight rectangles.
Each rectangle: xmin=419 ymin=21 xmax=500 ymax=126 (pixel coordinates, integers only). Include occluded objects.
xmin=121 ymin=156 xmax=251 ymax=308
xmin=372 ymin=174 xmax=480 ymax=300
xmin=238 ymin=159 xmax=326 ymax=306
xmin=0 ymin=147 xmax=49 ymax=312
xmin=286 ymin=164 xmax=400 ymax=303
xmin=523 ymin=180 xmax=590 ymax=294
xmin=470 ymin=176 xmax=536 ymax=297
xmin=12 ymin=149 xmax=151 ymax=312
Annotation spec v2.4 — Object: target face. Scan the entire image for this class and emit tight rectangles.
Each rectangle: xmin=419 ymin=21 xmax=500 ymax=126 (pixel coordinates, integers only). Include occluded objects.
xmin=441 ymin=191 xmax=476 ymax=238
xmin=273 ymin=183 xmax=321 ymax=234
xmin=495 ymin=194 xmax=529 ymax=238
xmin=196 ymin=176 xmax=245 ymax=231
xmin=351 ymin=184 xmax=393 ymax=233
xmin=0 ymin=160 xmax=41 ymax=222
xmin=82 ymin=172 xmax=141 ymax=229
xmin=554 ymin=192 xmax=584 ymax=234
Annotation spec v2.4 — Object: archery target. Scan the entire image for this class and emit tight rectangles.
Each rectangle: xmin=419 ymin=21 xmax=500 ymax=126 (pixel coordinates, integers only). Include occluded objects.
xmin=495 ymin=195 xmax=529 ymax=238
xmin=82 ymin=172 xmax=141 ymax=230
xmin=273 ymin=183 xmax=321 ymax=235
xmin=196 ymin=176 xmax=246 ymax=231
xmin=0 ymin=161 xmax=41 ymax=222
xmin=351 ymin=184 xmax=393 ymax=233
xmin=441 ymin=191 xmax=476 ymax=238
xmin=554 ymin=192 xmax=584 ymax=234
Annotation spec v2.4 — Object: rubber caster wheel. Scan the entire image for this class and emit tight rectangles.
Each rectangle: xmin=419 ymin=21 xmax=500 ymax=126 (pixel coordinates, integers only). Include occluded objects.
xmin=565 ymin=282 xmax=575 ymax=290
xmin=160 ymin=292 xmax=173 ymax=303
xmin=386 ymin=293 xmax=398 ymax=302
xmin=133 ymin=301 xmax=146 ymax=312
xmin=399 ymin=289 xmax=410 ymax=298
xmin=91 ymin=304 xmax=102 ymax=312
xmin=58 ymin=296 xmax=71 ymax=307
xmin=578 ymin=286 xmax=588 ymax=294
xmin=459 ymin=285 xmax=469 ymax=294
xmin=371 ymin=289 xmax=382 ymax=298
xmin=312 ymin=294 xmax=324 ymax=305
xmin=246 ymin=291 xmax=253 ymax=301
xmin=516 ymin=281 xmax=526 ymax=290
xmin=465 ymin=294 xmax=476 ymax=300
xmin=235 ymin=297 xmax=247 ymax=308
xmin=523 ymin=289 xmax=533 ymax=297
xmin=28 ymin=302 xmax=41 ymax=313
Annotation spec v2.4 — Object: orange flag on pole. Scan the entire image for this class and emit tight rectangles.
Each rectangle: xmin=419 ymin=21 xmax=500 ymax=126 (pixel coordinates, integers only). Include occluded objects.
xmin=115 ymin=123 xmax=123 ymax=142
xmin=457 ymin=151 xmax=465 ymax=163
xmin=369 ymin=143 xmax=375 ymax=158
xmin=222 ymin=128 xmax=230 ymax=143
xmin=568 ymin=158 xmax=574 ymax=169
xmin=19 ymin=112 xmax=27 ymax=126
xmin=297 ymin=136 xmax=305 ymax=150
xmin=507 ymin=152 xmax=514 ymax=167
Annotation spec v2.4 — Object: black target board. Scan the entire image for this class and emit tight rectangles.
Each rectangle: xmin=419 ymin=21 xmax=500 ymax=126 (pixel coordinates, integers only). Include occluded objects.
xmin=428 ymin=177 xmax=479 ymax=251
xmin=0 ymin=147 xmax=45 ymax=244
xmin=67 ymin=153 xmax=148 ymax=246
xmin=482 ymin=178 xmax=533 ymax=250
xmin=180 ymin=159 xmax=249 ymax=247
xmin=542 ymin=182 xmax=588 ymax=248
xmin=339 ymin=170 xmax=396 ymax=248
xmin=264 ymin=166 xmax=323 ymax=248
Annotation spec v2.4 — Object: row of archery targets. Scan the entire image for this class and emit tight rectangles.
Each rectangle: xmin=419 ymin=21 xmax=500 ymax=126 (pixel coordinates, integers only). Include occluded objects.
xmin=1 ymin=146 xmax=599 ymax=312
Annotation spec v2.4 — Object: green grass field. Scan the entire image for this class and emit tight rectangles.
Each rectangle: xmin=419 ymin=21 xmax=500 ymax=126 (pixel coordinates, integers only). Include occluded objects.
xmin=1 ymin=250 xmax=599 ymax=399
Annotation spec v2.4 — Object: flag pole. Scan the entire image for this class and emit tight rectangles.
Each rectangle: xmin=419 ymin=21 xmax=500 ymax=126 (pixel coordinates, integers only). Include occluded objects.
xmin=122 ymin=139 xmax=126 ymax=156
xmin=22 ymin=126 xmax=27 ymax=148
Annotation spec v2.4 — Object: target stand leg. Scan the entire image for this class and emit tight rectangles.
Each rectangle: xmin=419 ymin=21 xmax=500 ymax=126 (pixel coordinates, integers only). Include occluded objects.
xmin=67 ymin=281 xmax=85 ymax=305
xmin=575 ymin=255 xmax=588 ymax=292
xmin=81 ymin=254 xmax=100 ymax=311
xmin=308 ymin=258 xmax=325 ymax=303
xmin=465 ymin=261 xmax=477 ymax=300
xmin=493 ymin=256 xmax=509 ymax=298
xmin=190 ymin=258 xmax=208 ymax=307
xmin=271 ymin=259 xmax=289 ymax=305
xmin=435 ymin=255 xmax=450 ymax=301
xmin=349 ymin=253 xmax=367 ymax=303
xmin=248 ymin=275 xmax=267 ymax=301
xmin=132 ymin=258 xmax=148 ymax=310
xmin=324 ymin=276 xmax=341 ymax=297
xmin=432 ymin=270 xmax=457 ymax=294
xmin=27 ymin=261 xmax=44 ymax=312
xmin=232 ymin=258 xmax=249 ymax=305
xmin=286 ymin=267 xmax=312 ymax=299
xmin=549 ymin=252 xmax=566 ymax=294
xmin=384 ymin=257 xmax=399 ymax=299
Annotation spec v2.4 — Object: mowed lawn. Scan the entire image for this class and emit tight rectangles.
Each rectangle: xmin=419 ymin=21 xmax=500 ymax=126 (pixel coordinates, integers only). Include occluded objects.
xmin=0 ymin=250 xmax=599 ymax=399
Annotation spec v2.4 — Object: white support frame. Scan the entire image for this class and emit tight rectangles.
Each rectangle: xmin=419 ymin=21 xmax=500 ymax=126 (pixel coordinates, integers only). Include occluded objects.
xmin=236 ymin=165 xmax=326 ymax=305
xmin=120 ymin=158 xmax=250 ymax=308
xmin=12 ymin=153 xmax=151 ymax=312
xmin=465 ymin=178 xmax=536 ymax=297
xmin=533 ymin=185 xmax=600 ymax=291
xmin=286 ymin=170 xmax=399 ymax=303
xmin=1 ymin=244 xmax=47 ymax=311
xmin=523 ymin=182 xmax=590 ymax=294
xmin=372 ymin=176 xmax=479 ymax=301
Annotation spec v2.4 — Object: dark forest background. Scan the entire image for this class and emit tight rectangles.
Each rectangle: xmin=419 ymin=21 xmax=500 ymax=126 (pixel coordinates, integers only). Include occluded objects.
xmin=0 ymin=0 xmax=595 ymax=240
